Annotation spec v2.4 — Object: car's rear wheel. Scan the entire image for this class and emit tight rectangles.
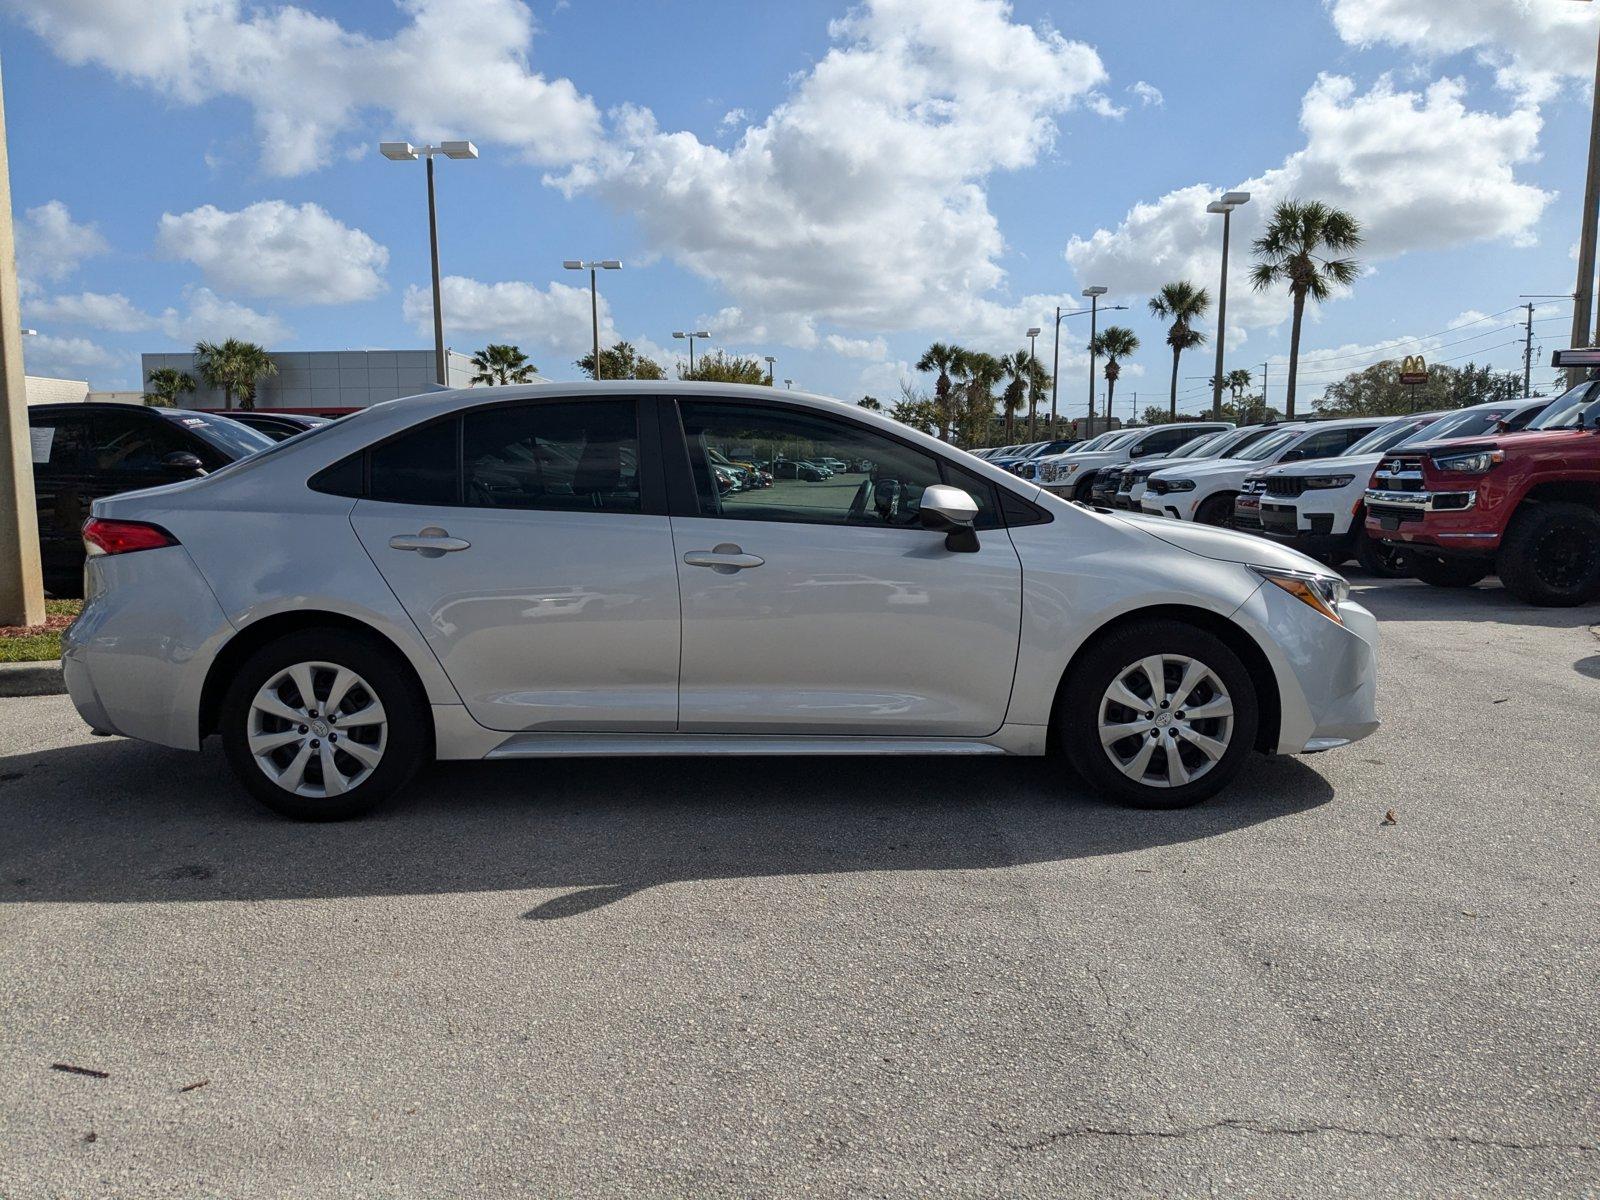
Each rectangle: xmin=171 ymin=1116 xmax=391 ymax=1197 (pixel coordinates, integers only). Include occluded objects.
xmin=1408 ymin=553 xmax=1492 ymax=589
xmin=1195 ymin=494 xmax=1234 ymax=527
xmin=221 ymin=629 xmax=430 ymax=820
xmin=1497 ymin=502 xmax=1600 ymax=607
xmin=1059 ymin=620 xmax=1259 ymax=810
xmin=1352 ymin=525 xmax=1407 ymax=577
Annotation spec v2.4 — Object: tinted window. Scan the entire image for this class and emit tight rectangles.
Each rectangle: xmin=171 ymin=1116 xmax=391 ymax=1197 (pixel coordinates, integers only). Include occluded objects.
xmin=1283 ymin=426 xmax=1367 ymax=461
xmin=29 ymin=414 xmax=95 ymax=470
xmin=370 ymin=419 xmax=459 ymax=505
xmin=167 ymin=413 xmax=274 ymax=460
xmin=92 ymin=411 xmax=195 ymax=472
xmin=679 ymin=401 xmax=944 ymax=528
xmin=1528 ymin=381 xmax=1600 ymax=430
xmin=1138 ymin=427 xmax=1204 ymax=456
xmin=463 ymin=401 xmax=640 ymax=513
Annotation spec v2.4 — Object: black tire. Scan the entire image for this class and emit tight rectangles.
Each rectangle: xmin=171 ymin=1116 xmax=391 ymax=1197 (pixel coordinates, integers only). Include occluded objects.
xmin=1072 ymin=477 xmax=1097 ymax=504
xmin=1195 ymin=493 xmax=1235 ymax=527
xmin=1409 ymin=553 xmax=1492 ymax=589
xmin=1497 ymin=502 xmax=1600 ymax=607
xmin=220 ymin=628 xmax=431 ymax=821
xmin=1352 ymin=525 xmax=1407 ymax=578
xmin=1058 ymin=619 xmax=1260 ymax=810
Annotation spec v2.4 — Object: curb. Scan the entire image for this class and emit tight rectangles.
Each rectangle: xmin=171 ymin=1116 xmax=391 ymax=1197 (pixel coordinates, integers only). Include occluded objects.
xmin=0 ymin=660 xmax=67 ymax=698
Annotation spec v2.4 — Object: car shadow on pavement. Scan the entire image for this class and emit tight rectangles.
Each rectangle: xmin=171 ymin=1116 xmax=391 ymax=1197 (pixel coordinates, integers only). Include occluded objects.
xmin=0 ymin=736 xmax=1333 ymax=917
xmin=1349 ymin=575 xmax=1600 ymax=629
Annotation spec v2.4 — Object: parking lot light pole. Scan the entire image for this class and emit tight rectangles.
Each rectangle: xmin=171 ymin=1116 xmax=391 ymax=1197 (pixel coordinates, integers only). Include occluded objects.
xmin=564 ymin=260 xmax=622 ymax=378
xmin=1026 ymin=326 xmax=1041 ymax=439
xmin=381 ymin=139 xmax=477 ymax=386
xmin=673 ymin=330 xmax=710 ymax=375
xmin=0 ymin=53 xmax=43 ymax=628
xmin=764 ymin=355 xmax=776 ymax=384
xmin=1207 ymin=191 xmax=1251 ymax=420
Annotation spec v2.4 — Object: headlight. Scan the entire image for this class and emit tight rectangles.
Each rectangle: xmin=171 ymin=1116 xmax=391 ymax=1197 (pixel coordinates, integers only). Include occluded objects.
xmin=1301 ymin=474 xmax=1356 ymax=490
xmin=1250 ymin=565 xmax=1348 ymax=625
xmin=1431 ymin=450 xmax=1502 ymax=474
xmin=1062 ymin=463 xmax=1080 ymax=476
xmin=1164 ymin=479 xmax=1196 ymax=492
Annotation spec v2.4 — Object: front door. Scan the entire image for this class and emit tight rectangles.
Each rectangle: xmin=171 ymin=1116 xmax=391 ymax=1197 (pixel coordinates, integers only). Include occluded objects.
xmin=350 ymin=398 xmax=681 ymax=733
xmin=668 ymin=399 xmax=1023 ymax=737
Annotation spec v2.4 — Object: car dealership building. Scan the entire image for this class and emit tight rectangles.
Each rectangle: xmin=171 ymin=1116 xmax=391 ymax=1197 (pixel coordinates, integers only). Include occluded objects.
xmin=140 ymin=348 xmax=482 ymax=412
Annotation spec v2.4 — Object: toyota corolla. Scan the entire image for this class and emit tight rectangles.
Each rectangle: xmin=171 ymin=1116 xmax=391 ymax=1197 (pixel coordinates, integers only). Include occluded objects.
xmin=63 ymin=383 xmax=1379 ymax=820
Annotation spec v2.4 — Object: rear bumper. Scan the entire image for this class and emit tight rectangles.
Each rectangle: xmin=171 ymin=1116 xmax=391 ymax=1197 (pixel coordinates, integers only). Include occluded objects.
xmin=61 ymin=547 xmax=233 ymax=751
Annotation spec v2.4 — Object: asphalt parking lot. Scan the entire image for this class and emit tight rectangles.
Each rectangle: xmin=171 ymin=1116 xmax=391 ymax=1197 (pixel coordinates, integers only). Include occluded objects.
xmin=1 ymin=576 xmax=1596 ymax=1198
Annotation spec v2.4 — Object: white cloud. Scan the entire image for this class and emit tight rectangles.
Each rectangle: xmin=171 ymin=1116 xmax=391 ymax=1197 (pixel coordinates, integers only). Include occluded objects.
xmin=14 ymin=201 xmax=107 ymax=285
xmin=159 ymin=287 xmax=292 ymax=345
xmin=719 ymin=108 xmax=747 ymax=129
xmin=24 ymin=332 xmax=120 ymax=375
xmin=1066 ymin=74 xmax=1552 ymax=333
xmin=1328 ymin=0 xmax=1600 ymax=102
xmin=26 ymin=291 xmax=156 ymax=332
xmin=403 ymin=276 xmax=614 ymax=358
xmin=157 ymin=201 xmax=388 ymax=304
xmin=825 ymin=334 xmax=889 ymax=360
xmin=5 ymin=0 xmax=602 ymax=176
xmin=1129 ymin=80 xmax=1163 ymax=107
xmin=554 ymin=0 xmax=1107 ymax=345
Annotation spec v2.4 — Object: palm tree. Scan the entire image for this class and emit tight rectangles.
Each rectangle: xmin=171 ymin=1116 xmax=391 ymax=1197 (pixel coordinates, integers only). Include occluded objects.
xmin=998 ymin=351 xmax=1031 ymax=442
xmin=1250 ymin=199 xmax=1363 ymax=418
xmin=1227 ymin=368 xmax=1253 ymax=404
xmin=857 ymin=396 xmax=883 ymax=411
xmin=471 ymin=343 xmax=538 ymax=385
xmin=916 ymin=342 xmax=965 ymax=441
xmin=959 ymin=352 xmax=1004 ymax=448
xmin=143 ymin=367 xmax=196 ymax=408
xmin=1148 ymin=282 xmax=1211 ymax=422
xmin=1090 ymin=326 xmax=1139 ymax=428
xmin=193 ymin=339 xmax=277 ymax=411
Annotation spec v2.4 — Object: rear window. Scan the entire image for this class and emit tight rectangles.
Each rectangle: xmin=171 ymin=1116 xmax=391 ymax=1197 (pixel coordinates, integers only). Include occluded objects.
xmin=164 ymin=412 xmax=274 ymax=459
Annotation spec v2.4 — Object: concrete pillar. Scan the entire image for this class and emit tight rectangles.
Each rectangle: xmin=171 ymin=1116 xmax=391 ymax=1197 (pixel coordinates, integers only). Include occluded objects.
xmin=0 ymin=53 xmax=45 ymax=627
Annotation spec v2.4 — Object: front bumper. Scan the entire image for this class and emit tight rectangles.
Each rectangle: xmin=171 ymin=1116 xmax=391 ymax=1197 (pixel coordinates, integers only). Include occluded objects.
xmin=1229 ymin=580 xmax=1380 ymax=755
xmin=1257 ymin=501 xmax=1352 ymax=558
xmin=1363 ymin=487 xmax=1499 ymax=555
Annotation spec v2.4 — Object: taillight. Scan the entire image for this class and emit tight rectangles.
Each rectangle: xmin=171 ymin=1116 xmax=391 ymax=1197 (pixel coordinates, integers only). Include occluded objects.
xmin=82 ymin=518 xmax=179 ymax=557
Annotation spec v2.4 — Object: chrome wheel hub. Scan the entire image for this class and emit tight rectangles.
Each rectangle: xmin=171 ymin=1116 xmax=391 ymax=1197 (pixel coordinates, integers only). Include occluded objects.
xmin=247 ymin=661 xmax=387 ymax=798
xmin=1097 ymin=653 xmax=1233 ymax=789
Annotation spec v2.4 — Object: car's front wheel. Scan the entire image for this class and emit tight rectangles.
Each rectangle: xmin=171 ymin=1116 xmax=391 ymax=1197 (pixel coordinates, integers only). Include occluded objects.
xmin=1059 ymin=620 xmax=1259 ymax=810
xmin=220 ymin=629 xmax=430 ymax=820
xmin=1497 ymin=502 xmax=1600 ymax=607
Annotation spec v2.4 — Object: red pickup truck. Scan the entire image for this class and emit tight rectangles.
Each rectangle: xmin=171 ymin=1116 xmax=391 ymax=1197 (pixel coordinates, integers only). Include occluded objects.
xmin=1365 ymin=380 xmax=1600 ymax=606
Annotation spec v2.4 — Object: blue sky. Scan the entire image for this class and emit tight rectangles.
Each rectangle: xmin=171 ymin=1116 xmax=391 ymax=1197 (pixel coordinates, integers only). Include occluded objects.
xmin=5 ymin=0 xmax=1597 ymax=420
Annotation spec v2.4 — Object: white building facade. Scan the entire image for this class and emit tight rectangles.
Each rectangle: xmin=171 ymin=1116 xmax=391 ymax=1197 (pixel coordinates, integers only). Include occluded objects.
xmin=141 ymin=349 xmax=478 ymax=411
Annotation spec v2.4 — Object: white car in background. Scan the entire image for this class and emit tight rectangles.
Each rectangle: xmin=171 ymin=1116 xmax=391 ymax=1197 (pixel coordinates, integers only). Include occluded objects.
xmin=1254 ymin=397 xmax=1552 ymax=571
xmin=1114 ymin=423 xmax=1286 ymax=511
xmin=1039 ymin=421 xmax=1232 ymax=502
xmin=1142 ymin=418 xmax=1386 ymax=526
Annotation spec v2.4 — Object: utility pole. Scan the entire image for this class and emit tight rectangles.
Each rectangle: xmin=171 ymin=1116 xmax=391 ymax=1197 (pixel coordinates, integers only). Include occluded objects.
xmin=1570 ymin=11 xmax=1600 ymax=388
xmin=1083 ymin=286 xmax=1107 ymax=433
xmin=1260 ymin=361 xmax=1269 ymax=417
xmin=1524 ymin=302 xmax=1535 ymax=397
xmin=0 ymin=52 xmax=44 ymax=628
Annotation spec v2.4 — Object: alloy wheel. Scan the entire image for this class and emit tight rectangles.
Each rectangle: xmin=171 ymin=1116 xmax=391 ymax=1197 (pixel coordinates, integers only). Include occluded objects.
xmin=247 ymin=661 xmax=388 ymax=798
xmin=1097 ymin=653 xmax=1234 ymax=788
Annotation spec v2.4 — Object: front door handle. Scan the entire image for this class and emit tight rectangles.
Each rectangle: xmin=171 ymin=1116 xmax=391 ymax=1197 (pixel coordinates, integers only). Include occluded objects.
xmin=389 ymin=527 xmax=472 ymax=557
xmin=683 ymin=543 xmax=765 ymax=574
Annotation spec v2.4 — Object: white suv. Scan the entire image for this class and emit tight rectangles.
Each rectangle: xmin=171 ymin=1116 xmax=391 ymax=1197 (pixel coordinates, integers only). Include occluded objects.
xmin=1254 ymin=398 xmax=1551 ymax=570
xmin=1142 ymin=419 xmax=1386 ymax=526
xmin=1040 ymin=421 xmax=1232 ymax=501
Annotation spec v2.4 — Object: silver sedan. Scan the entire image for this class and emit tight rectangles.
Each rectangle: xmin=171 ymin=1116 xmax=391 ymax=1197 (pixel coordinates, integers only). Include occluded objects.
xmin=62 ymin=382 xmax=1379 ymax=820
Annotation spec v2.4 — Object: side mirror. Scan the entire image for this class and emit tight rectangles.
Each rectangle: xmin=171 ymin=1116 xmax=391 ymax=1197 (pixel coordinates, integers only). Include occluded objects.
xmin=162 ymin=450 xmax=205 ymax=475
xmin=919 ymin=484 xmax=980 ymax=553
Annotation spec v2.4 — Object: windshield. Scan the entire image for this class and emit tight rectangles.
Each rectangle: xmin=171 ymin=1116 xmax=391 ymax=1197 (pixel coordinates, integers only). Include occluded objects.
xmin=1073 ymin=432 xmax=1119 ymax=452
xmin=1344 ymin=416 xmax=1435 ymax=456
xmin=1235 ymin=428 xmax=1300 ymax=461
xmin=1169 ymin=430 xmax=1227 ymax=458
xmin=1401 ymin=404 xmax=1529 ymax=445
xmin=1095 ymin=430 xmax=1139 ymax=451
xmin=164 ymin=411 xmax=274 ymax=459
xmin=1528 ymin=381 xmax=1600 ymax=430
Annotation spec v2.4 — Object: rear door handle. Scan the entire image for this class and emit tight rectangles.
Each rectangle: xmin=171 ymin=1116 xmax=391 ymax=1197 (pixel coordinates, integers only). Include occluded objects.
xmin=683 ymin=543 xmax=765 ymax=574
xmin=389 ymin=527 xmax=472 ymax=556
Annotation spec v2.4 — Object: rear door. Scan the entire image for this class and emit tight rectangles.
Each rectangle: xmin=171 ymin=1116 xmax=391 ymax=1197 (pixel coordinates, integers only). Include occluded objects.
xmin=666 ymin=398 xmax=1023 ymax=736
xmin=348 ymin=397 xmax=682 ymax=732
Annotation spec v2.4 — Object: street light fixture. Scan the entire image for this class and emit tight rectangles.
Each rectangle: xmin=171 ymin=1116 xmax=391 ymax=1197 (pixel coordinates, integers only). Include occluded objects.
xmin=764 ymin=355 xmax=776 ymax=384
xmin=783 ymin=378 xmax=794 ymax=390
xmin=1051 ymin=300 xmax=1125 ymax=435
xmin=1206 ymin=190 xmax=1250 ymax=419
xmin=673 ymin=329 xmax=711 ymax=374
xmin=379 ymin=138 xmax=478 ymax=386
xmin=565 ymin=260 xmax=622 ymax=378
xmin=1026 ymin=326 xmax=1042 ymax=439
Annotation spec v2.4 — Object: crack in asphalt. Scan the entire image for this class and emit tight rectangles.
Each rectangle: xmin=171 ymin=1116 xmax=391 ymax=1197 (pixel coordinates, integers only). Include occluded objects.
xmin=993 ymin=1118 xmax=1599 ymax=1155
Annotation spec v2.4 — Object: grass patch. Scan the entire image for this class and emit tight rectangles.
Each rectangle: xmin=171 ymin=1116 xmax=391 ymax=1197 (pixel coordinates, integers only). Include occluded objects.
xmin=0 ymin=599 xmax=82 ymax=663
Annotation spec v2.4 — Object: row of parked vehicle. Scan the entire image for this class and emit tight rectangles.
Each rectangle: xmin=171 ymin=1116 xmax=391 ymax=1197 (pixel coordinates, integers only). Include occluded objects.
xmin=973 ymin=381 xmax=1600 ymax=607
